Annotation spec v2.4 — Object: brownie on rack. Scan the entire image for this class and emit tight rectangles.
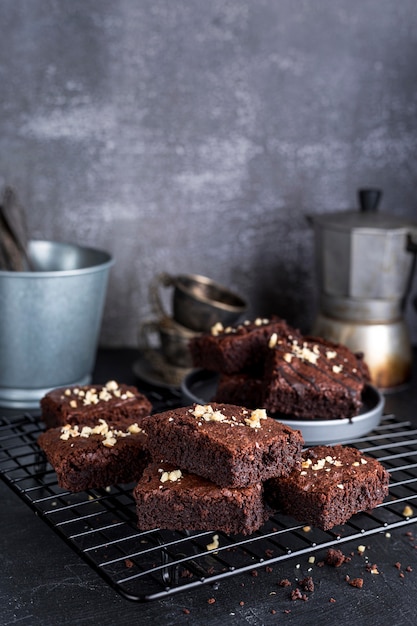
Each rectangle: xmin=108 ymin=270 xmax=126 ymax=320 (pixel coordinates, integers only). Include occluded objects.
xmin=40 ymin=380 xmax=152 ymax=429
xmin=38 ymin=419 xmax=150 ymax=492
xmin=265 ymin=444 xmax=389 ymax=531
xmin=134 ymin=461 xmax=272 ymax=536
xmin=140 ymin=402 xmax=304 ymax=489
xmin=189 ymin=316 xmax=301 ymax=375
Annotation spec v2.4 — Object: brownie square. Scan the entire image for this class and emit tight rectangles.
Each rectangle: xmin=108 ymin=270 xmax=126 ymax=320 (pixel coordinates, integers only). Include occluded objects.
xmin=134 ymin=462 xmax=272 ymax=536
xmin=214 ymin=372 xmax=264 ymax=408
xmin=189 ymin=316 xmax=300 ymax=375
xmin=262 ymin=335 xmax=370 ymax=420
xmin=38 ymin=420 xmax=150 ymax=492
xmin=265 ymin=445 xmax=389 ymax=531
xmin=40 ymin=380 xmax=152 ymax=429
xmin=140 ymin=403 xmax=304 ymax=488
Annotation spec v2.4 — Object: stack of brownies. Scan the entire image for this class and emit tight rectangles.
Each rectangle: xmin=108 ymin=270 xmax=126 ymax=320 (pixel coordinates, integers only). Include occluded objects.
xmin=189 ymin=316 xmax=371 ymax=420
xmin=38 ymin=380 xmax=153 ymax=492
xmin=38 ymin=378 xmax=389 ymax=534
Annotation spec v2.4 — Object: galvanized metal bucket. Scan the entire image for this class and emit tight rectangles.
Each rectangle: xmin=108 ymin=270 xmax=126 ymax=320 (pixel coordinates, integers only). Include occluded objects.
xmin=0 ymin=240 xmax=113 ymax=409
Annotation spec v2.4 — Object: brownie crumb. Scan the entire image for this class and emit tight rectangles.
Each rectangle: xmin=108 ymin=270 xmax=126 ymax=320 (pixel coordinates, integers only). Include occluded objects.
xmin=299 ymin=576 xmax=314 ymax=592
xmin=182 ymin=608 xmax=190 ymax=614
xmin=124 ymin=559 xmax=134 ymax=569
xmin=278 ymin=578 xmax=292 ymax=587
xmin=349 ymin=577 xmax=364 ymax=588
xmin=290 ymin=588 xmax=308 ymax=601
xmin=207 ymin=598 xmax=216 ymax=604
xmin=271 ymin=609 xmax=277 ymax=614
xmin=329 ymin=597 xmax=336 ymax=603
xmin=325 ymin=548 xmax=347 ymax=567
xmin=394 ymin=562 xmax=401 ymax=570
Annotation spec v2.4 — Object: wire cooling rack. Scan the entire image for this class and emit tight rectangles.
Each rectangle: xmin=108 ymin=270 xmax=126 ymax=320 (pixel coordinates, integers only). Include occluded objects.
xmin=1 ymin=411 xmax=417 ymax=602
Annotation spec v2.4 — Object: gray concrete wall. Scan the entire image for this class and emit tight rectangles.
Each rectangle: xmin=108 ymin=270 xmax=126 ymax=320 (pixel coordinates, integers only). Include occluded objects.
xmin=1 ymin=0 xmax=416 ymax=346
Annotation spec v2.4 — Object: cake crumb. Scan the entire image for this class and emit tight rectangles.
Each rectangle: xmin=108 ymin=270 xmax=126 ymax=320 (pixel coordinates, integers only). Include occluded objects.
xmin=325 ymin=548 xmax=347 ymax=567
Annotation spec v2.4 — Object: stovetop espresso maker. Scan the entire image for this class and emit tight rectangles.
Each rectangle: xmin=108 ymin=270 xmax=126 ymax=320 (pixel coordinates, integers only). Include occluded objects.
xmin=308 ymin=189 xmax=417 ymax=389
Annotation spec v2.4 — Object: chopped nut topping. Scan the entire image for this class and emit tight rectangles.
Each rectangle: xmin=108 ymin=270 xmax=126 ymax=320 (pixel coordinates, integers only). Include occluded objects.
xmin=103 ymin=436 xmax=117 ymax=447
xmin=206 ymin=534 xmax=219 ymax=551
xmin=211 ymin=322 xmax=224 ymax=336
xmin=403 ymin=505 xmax=414 ymax=517
xmin=59 ymin=419 xmax=142 ymax=446
xmin=62 ymin=380 xmax=136 ymax=409
xmin=160 ymin=469 xmax=182 ymax=483
xmin=244 ymin=408 xmax=267 ymax=429
xmin=332 ymin=365 xmax=343 ymax=374
xmin=190 ymin=404 xmax=266 ymax=429
xmin=127 ymin=423 xmax=141 ymax=434
xmin=268 ymin=333 xmax=278 ymax=348
xmin=337 ymin=484 xmax=344 ymax=489
xmin=326 ymin=350 xmax=337 ymax=359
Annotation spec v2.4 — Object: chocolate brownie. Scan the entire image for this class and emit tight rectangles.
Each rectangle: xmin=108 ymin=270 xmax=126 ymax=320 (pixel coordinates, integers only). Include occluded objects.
xmin=134 ymin=462 xmax=272 ymax=535
xmin=140 ymin=403 xmax=304 ymax=488
xmin=38 ymin=420 xmax=150 ymax=492
xmin=265 ymin=445 xmax=389 ymax=530
xmin=189 ymin=316 xmax=300 ymax=375
xmin=214 ymin=373 xmax=264 ymax=407
xmin=40 ymin=380 xmax=152 ymax=429
xmin=262 ymin=335 xmax=370 ymax=420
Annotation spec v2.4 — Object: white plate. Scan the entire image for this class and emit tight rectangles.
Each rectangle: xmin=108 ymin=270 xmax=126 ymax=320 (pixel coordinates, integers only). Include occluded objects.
xmin=181 ymin=369 xmax=385 ymax=446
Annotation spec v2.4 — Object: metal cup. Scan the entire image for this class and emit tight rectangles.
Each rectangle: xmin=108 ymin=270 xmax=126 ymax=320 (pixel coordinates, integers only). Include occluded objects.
xmin=150 ymin=272 xmax=247 ymax=332
xmin=139 ymin=316 xmax=198 ymax=368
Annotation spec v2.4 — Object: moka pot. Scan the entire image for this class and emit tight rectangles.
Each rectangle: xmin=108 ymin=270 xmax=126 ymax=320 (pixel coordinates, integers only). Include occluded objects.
xmin=308 ymin=189 xmax=417 ymax=389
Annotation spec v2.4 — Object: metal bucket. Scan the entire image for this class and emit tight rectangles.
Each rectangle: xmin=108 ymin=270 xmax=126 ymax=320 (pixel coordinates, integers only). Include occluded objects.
xmin=0 ymin=240 xmax=113 ymax=409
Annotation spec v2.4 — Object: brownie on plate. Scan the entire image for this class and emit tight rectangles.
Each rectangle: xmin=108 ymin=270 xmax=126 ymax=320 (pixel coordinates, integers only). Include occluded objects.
xmin=189 ymin=316 xmax=300 ymax=375
xmin=40 ymin=380 xmax=152 ymax=429
xmin=262 ymin=335 xmax=370 ymax=420
xmin=265 ymin=445 xmax=389 ymax=531
xmin=214 ymin=372 xmax=264 ymax=408
xmin=38 ymin=420 xmax=150 ymax=492
xmin=140 ymin=403 xmax=304 ymax=488
xmin=134 ymin=462 xmax=272 ymax=536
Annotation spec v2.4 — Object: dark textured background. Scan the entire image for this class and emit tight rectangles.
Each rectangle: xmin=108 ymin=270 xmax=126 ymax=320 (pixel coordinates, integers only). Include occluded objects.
xmin=1 ymin=0 xmax=416 ymax=346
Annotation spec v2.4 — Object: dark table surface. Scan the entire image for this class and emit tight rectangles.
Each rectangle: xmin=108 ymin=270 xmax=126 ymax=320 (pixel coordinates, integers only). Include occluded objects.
xmin=2 ymin=348 xmax=417 ymax=626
